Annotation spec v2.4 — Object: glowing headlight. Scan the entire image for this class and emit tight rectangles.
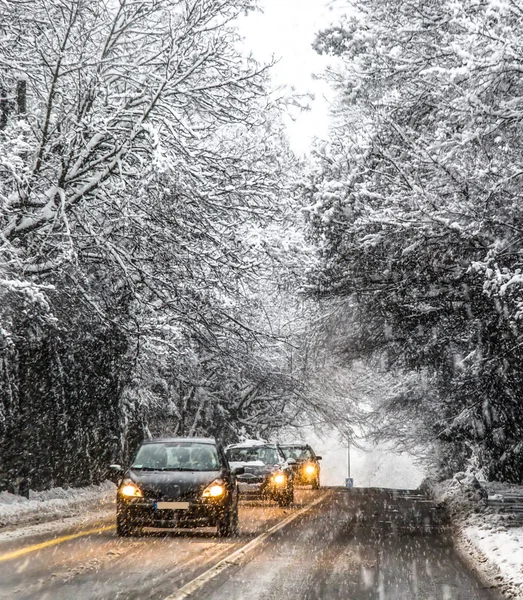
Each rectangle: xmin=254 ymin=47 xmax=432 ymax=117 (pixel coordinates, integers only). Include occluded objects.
xmin=272 ymin=473 xmax=286 ymax=485
xmin=202 ymin=483 xmax=225 ymax=498
xmin=120 ymin=483 xmax=142 ymax=497
xmin=304 ymin=464 xmax=317 ymax=476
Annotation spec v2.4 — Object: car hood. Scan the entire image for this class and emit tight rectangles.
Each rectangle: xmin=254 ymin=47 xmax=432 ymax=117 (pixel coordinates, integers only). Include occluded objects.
xmin=229 ymin=461 xmax=281 ymax=479
xmin=287 ymin=458 xmax=316 ymax=465
xmin=128 ymin=469 xmax=221 ymax=500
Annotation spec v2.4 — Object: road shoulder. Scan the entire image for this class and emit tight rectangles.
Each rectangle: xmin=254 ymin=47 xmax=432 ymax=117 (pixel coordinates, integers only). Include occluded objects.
xmin=0 ymin=480 xmax=115 ymax=533
xmin=427 ymin=475 xmax=523 ymax=599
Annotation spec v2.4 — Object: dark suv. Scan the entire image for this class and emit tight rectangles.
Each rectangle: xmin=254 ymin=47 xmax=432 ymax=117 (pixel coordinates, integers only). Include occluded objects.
xmin=109 ymin=437 xmax=243 ymax=537
xmin=225 ymin=441 xmax=295 ymax=507
xmin=278 ymin=443 xmax=322 ymax=489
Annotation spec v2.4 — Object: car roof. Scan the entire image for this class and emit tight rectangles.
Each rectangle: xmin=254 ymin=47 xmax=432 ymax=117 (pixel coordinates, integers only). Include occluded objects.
xmin=278 ymin=443 xmax=311 ymax=447
xmin=226 ymin=440 xmax=276 ymax=449
xmin=141 ymin=437 xmax=217 ymax=445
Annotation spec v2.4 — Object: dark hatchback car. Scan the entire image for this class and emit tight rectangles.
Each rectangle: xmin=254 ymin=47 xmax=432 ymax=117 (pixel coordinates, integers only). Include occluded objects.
xmin=225 ymin=441 xmax=295 ymax=507
xmin=279 ymin=443 xmax=322 ymax=489
xmin=109 ymin=437 xmax=243 ymax=537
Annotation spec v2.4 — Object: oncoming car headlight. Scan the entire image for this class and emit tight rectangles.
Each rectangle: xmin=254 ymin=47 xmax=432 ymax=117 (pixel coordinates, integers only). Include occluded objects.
xmin=272 ymin=473 xmax=286 ymax=485
xmin=119 ymin=482 xmax=142 ymax=497
xmin=304 ymin=464 xmax=317 ymax=476
xmin=202 ymin=481 xmax=225 ymax=498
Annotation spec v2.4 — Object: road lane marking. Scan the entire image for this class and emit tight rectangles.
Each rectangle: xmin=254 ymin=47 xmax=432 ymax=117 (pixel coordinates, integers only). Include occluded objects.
xmin=0 ymin=525 xmax=115 ymax=563
xmin=163 ymin=490 xmax=333 ymax=600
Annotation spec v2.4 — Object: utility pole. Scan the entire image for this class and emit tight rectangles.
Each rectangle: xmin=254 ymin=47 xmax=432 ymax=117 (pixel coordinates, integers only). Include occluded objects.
xmin=347 ymin=437 xmax=351 ymax=478
xmin=345 ymin=434 xmax=353 ymax=488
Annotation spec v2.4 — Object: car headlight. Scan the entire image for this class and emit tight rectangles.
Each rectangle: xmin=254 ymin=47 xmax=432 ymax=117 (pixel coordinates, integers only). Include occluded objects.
xmin=272 ymin=473 xmax=286 ymax=485
xmin=304 ymin=464 xmax=317 ymax=476
xmin=120 ymin=483 xmax=142 ymax=497
xmin=202 ymin=481 xmax=225 ymax=498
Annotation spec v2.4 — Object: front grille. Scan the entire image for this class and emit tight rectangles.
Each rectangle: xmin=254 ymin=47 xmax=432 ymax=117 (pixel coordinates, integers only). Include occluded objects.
xmin=238 ymin=475 xmax=264 ymax=484
xmin=142 ymin=490 xmax=159 ymax=500
xmin=141 ymin=487 xmax=199 ymax=501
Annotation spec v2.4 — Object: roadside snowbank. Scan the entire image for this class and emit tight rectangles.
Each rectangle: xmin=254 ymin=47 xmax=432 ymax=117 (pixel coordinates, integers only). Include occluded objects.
xmin=429 ymin=473 xmax=487 ymax=517
xmin=0 ymin=481 xmax=116 ymax=530
xmin=429 ymin=475 xmax=523 ymax=599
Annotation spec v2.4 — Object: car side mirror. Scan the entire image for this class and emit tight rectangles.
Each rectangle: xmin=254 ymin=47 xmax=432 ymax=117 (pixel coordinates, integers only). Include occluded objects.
xmin=108 ymin=464 xmax=124 ymax=482
xmin=232 ymin=466 xmax=245 ymax=475
xmin=316 ymin=456 xmax=322 ymax=460
xmin=286 ymin=458 xmax=297 ymax=465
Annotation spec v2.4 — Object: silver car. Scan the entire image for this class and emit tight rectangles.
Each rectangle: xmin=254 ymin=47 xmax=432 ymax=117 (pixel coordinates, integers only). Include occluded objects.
xmin=225 ymin=441 xmax=295 ymax=507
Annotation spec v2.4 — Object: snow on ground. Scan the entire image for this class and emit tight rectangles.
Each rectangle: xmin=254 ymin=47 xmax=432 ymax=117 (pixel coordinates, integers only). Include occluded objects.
xmin=0 ymin=504 xmax=115 ymax=543
xmin=430 ymin=475 xmax=523 ymax=599
xmin=463 ymin=521 xmax=523 ymax=598
xmin=0 ymin=481 xmax=116 ymax=532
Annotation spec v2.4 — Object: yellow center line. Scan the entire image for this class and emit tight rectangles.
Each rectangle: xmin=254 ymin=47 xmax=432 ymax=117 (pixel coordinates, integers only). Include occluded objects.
xmin=0 ymin=524 xmax=116 ymax=563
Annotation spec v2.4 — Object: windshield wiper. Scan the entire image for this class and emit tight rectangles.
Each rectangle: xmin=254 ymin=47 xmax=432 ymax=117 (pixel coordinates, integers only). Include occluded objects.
xmin=132 ymin=467 xmax=210 ymax=471
xmin=131 ymin=466 xmax=159 ymax=470
xmin=159 ymin=467 xmax=196 ymax=471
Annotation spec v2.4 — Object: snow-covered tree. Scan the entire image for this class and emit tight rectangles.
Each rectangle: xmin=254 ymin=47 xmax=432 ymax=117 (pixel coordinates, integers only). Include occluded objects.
xmin=306 ymin=0 xmax=523 ymax=481
xmin=0 ymin=0 xmax=306 ymax=491
xmin=0 ymin=0 xmax=270 ymax=275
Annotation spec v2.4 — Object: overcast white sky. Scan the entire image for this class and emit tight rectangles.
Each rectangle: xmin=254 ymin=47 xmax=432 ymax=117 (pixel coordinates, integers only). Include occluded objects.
xmin=238 ymin=0 xmax=338 ymax=153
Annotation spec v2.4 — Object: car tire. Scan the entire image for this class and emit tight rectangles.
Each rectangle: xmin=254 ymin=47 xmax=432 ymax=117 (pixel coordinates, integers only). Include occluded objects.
xmin=116 ymin=513 xmax=135 ymax=537
xmin=217 ymin=503 xmax=238 ymax=538
xmin=312 ymin=477 xmax=320 ymax=490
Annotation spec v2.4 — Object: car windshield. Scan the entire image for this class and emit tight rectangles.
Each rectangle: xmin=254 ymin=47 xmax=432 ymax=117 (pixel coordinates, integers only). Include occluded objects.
xmin=280 ymin=446 xmax=313 ymax=461
xmin=132 ymin=442 xmax=220 ymax=471
xmin=226 ymin=446 xmax=280 ymax=465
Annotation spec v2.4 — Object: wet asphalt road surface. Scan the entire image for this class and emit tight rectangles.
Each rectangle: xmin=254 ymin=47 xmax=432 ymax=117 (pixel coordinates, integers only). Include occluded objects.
xmin=0 ymin=488 xmax=503 ymax=600
xmin=194 ymin=489 xmax=503 ymax=600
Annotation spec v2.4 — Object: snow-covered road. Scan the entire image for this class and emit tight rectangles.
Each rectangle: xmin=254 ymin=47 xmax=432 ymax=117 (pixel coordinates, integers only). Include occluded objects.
xmin=0 ymin=489 xmax=502 ymax=600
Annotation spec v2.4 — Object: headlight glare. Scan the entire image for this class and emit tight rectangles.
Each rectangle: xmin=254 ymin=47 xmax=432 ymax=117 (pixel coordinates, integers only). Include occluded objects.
xmin=272 ymin=473 xmax=286 ymax=485
xmin=202 ymin=482 xmax=225 ymax=498
xmin=304 ymin=464 xmax=316 ymax=476
xmin=120 ymin=483 xmax=142 ymax=497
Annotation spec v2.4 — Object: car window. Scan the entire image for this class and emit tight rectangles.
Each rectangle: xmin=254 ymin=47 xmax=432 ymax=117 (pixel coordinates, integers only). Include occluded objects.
xmin=280 ymin=446 xmax=313 ymax=460
xmin=132 ymin=442 xmax=220 ymax=471
xmin=226 ymin=446 xmax=279 ymax=465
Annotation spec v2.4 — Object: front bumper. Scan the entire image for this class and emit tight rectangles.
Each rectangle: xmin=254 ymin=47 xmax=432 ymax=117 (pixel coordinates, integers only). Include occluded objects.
xmin=117 ymin=497 xmax=228 ymax=528
xmin=237 ymin=480 xmax=289 ymax=501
